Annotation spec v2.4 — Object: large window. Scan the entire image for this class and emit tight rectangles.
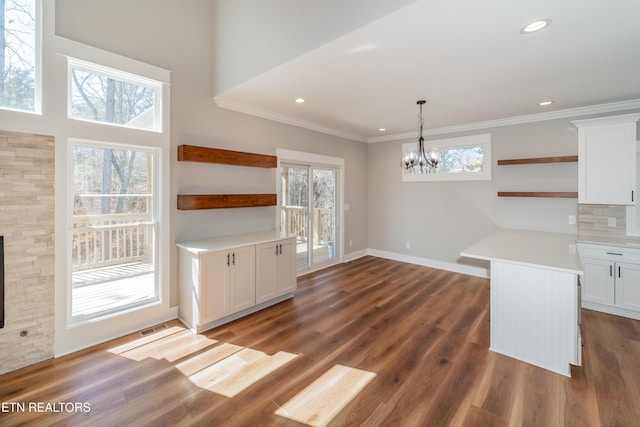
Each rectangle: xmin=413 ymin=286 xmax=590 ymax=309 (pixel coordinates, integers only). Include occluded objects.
xmin=68 ymin=58 xmax=162 ymax=132
xmin=402 ymin=133 xmax=492 ymax=181
xmin=0 ymin=0 xmax=40 ymax=113
xmin=70 ymin=141 xmax=159 ymax=324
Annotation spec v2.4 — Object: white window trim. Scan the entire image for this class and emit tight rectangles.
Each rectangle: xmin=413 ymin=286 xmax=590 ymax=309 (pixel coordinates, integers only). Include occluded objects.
xmin=52 ymin=32 xmax=174 ymax=356
xmin=67 ymin=56 xmax=164 ymax=132
xmin=67 ymin=138 xmax=162 ymax=327
xmin=402 ymin=133 xmax=492 ymax=182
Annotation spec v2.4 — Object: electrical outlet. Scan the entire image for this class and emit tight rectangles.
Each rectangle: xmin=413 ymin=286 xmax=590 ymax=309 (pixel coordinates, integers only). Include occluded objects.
xmin=568 ymin=215 xmax=576 ymax=225
xmin=349 ymin=240 xmax=353 ymax=247
xmin=406 ymin=241 xmax=411 ymax=249
xmin=608 ymin=217 xmax=617 ymax=227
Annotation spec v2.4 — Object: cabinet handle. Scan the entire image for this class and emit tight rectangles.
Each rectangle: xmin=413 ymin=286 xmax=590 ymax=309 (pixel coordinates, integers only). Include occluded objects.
xmin=232 ymin=252 xmax=235 ymax=265
xmin=275 ymin=245 xmax=279 ymax=255
xmin=633 ymin=190 xmax=635 ymax=202
xmin=618 ymin=265 xmax=621 ymax=278
xmin=610 ymin=265 xmax=613 ymax=277
xmin=227 ymin=253 xmax=230 ymax=266
xmin=279 ymin=244 xmax=282 ymax=254
xmin=606 ymin=252 xmax=623 ymax=256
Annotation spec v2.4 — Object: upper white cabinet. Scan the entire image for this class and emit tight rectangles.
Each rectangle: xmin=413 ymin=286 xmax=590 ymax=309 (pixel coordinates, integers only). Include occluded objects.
xmin=573 ymin=113 xmax=640 ymax=205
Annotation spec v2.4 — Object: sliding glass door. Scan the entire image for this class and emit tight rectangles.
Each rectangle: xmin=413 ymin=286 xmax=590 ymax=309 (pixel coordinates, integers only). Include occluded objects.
xmin=281 ymin=163 xmax=338 ymax=271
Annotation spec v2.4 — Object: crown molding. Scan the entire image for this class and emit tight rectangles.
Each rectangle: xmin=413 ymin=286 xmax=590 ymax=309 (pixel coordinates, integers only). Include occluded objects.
xmin=368 ymin=99 xmax=640 ymax=143
xmin=214 ymin=97 xmax=640 ymax=144
xmin=213 ymin=97 xmax=368 ymax=142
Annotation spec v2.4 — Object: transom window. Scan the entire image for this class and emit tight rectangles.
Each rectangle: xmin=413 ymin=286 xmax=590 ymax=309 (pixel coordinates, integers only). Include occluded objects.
xmin=402 ymin=133 xmax=492 ymax=181
xmin=1 ymin=0 xmax=40 ymax=113
xmin=68 ymin=57 xmax=162 ymax=132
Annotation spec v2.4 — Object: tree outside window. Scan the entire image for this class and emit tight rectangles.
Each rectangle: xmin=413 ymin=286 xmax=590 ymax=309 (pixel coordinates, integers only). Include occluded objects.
xmin=0 ymin=0 xmax=37 ymax=112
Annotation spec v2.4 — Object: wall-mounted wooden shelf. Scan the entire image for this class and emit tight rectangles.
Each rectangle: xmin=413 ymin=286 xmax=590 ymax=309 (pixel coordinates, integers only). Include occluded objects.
xmin=497 ymin=155 xmax=578 ymax=199
xmin=497 ymin=192 xmax=578 ymax=198
xmin=178 ymin=145 xmax=277 ymax=168
xmin=177 ymin=144 xmax=278 ymax=210
xmin=498 ymin=156 xmax=578 ymax=166
xmin=177 ymin=194 xmax=277 ymax=210
xmin=497 ymin=155 xmax=578 ymax=165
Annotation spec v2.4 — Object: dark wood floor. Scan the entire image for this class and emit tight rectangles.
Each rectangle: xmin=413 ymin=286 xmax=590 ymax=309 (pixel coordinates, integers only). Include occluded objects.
xmin=2 ymin=256 xmax=640 ymax=426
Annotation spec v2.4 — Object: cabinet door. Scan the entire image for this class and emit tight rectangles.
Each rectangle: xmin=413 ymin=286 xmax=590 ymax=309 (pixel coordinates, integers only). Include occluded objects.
xmin=200 ymin=250 xmax=229 ymax=323
xmin=278 ymin=238 xmax=297 ymax=295
xmin=581 ymin=257 xmax=615 ymax=305
xmin=578 ymin=123 xmax=636 ymax=205
xmin=255 ymin=241 xmax=278 ymax=304
xmin=229 ymin=245 xmax=256 ymax=314
xmin=615 ymin=262 xmax=640 ymax=312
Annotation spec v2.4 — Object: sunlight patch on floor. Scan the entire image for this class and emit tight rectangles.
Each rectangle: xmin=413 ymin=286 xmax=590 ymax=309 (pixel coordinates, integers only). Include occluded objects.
xmin=186 ymin=348 xmax=298 ymax=398
xmin=275 ymin=364 xmax=376 ymax=427
xmin=107 ymin=325 xmax=188 ymax=359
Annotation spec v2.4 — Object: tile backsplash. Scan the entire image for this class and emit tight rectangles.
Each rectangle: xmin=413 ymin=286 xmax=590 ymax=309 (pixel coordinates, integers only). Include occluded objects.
xmin=578 ymin=203 xmax=640 ymax=242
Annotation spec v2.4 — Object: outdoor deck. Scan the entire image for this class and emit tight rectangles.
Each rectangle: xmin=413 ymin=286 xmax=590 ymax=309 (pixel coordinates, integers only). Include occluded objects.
xmin=72 ymin=262 xmax=155 ymax=318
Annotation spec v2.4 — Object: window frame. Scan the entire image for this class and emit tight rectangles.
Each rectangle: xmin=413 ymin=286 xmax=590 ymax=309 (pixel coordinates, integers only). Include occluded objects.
xmin=402 ymin=133 xmax=492 ymax=182
xmin=0 ymin=0 xmax=42 ymax=115
xmin=67 ymin=57 xmax=163 ymax=132
xmin=67 ymin=138 xmax=162 ymax=327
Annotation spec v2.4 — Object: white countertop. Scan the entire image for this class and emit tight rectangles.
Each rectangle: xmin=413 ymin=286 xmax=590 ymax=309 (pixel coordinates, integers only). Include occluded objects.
xmin=177 ymin=230 xmax=295 ymax=254
xmin=461 ymin=229 xmax=583 ymax=274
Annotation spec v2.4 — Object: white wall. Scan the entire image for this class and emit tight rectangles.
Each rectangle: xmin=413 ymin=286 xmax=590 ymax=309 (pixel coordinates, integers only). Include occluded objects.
xmin=367 ymin=118 xmax=588 ymax=275
xmin=55 ymin=0 xmax=370 ymax=306
xmin=210 ymin=0 xmax=419 ymax=95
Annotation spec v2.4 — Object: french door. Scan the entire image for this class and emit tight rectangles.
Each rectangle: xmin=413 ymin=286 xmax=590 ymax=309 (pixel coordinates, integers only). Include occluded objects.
xmin=281 ymin=163 xmax=338 ymax=271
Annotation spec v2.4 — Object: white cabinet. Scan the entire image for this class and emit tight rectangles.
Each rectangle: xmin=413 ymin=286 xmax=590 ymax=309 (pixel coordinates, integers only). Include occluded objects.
xmin=180 ymin=245 xmax=255 ymax=327
xmin=256 ymin=238 xmax=296 ymax=304
xmin=578 ymin=243 xmax=640 ymax=319
xmin=573 ymin=113 xmax=640 ymax=205
xmin=177 ymin=231 xmax=297 ymax=333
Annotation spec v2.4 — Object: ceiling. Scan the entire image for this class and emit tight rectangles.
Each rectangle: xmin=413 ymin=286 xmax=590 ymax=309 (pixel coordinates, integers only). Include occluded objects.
xmin=213 ymin=0 xmax=640 ymax=143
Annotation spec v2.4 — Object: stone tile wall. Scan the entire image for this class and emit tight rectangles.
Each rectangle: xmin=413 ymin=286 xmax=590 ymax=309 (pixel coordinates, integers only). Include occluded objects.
xmin=0 ymin=130 xmax=55 ymax=375
xmin=578 ymin=203 xmax=640 ymax=242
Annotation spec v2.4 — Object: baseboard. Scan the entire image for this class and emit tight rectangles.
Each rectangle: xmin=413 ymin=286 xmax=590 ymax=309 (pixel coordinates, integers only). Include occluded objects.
xmin=343 ymin=249 xmax=368 ymax=262
xmin=582 ymin=302 xmax=640 ymax=321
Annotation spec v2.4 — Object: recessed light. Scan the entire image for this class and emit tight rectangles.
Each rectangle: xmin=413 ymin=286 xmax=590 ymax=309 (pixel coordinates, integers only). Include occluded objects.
xmin=520 ymin=18 xmax=552 ymax=34
xmin=295 ymin=98 xmax=305 ymax=103
xmin=538 ymin=100 xmax=554 ymax=106
xmin=378 ymin=128 xmax=386 ymax=132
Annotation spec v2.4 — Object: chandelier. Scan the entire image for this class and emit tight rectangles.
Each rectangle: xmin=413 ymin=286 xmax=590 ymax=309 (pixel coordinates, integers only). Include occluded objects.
xmin=403 ymin=100 xmax=439 ymax=174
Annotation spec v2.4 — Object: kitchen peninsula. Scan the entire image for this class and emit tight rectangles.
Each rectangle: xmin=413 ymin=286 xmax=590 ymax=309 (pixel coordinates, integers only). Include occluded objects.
xmin=461 ymin=229 xmax=583 ymax=376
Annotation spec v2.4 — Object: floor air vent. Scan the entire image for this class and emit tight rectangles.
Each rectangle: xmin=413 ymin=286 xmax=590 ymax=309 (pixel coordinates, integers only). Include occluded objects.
xmin=140 ymin=323 xmax=168 ymax=336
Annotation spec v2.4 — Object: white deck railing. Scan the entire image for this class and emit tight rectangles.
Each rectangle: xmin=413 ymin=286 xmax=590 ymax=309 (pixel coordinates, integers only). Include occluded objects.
xmin=281 ymin=206 xmax=335 ymax=244
xmin=72 ymin=213 xmax=152 ymax=272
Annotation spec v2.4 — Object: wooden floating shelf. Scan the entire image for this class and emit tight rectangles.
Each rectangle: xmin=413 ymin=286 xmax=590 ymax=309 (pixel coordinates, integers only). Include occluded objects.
xmin=497 ymin=192 xmax=578 ymax=198
xmin=497 ymin=155 xmax=578 ymax=165
xmin=178 ymin=145 xmax=277 ymax=168
xmin=177 ymin=194 xmax=277 ymax=210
